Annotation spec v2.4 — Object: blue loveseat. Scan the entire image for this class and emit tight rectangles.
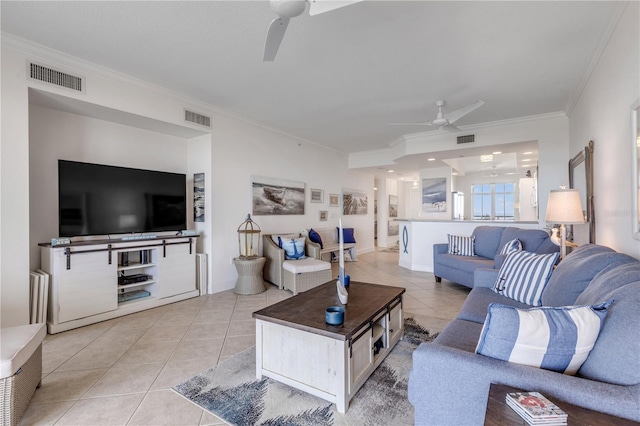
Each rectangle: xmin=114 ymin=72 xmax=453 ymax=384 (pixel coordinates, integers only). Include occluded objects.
xmin=433 ymin=226 xmax=559 ymax=288
xmin=409 ymin=244 xmax=640 ymax=424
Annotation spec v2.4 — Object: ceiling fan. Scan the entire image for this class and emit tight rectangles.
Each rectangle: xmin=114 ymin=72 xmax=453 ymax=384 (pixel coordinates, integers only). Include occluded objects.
xmin=481 ymin=166 xmax=499 ymax=178
xmin=263 ymin=0 xmax=362 ymax=61
xmin=389 ymin=100 xmax=485 ymax=132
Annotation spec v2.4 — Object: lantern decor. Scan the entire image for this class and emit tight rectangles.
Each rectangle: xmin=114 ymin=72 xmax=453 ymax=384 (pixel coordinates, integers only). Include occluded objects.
xmin=237 ymin=214 xmax=261 ymax=259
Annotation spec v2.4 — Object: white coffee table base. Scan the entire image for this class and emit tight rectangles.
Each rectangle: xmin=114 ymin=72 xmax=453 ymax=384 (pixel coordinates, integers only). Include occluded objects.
xmin=255 ymin=301 xmax=402 ymax=413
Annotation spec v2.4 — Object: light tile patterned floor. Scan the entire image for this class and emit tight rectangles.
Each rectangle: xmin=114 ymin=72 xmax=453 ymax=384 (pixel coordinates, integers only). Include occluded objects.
xmin=20 ymin=249 xmax=469 ymax=425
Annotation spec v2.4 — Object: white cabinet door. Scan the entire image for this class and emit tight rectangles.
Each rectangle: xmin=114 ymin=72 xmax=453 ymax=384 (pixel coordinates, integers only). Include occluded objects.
xmin=54 ymin=250 xmax=117 ymax=323
xmin=389 ymin=301 xmax=403 ymax=347
xmin=157 ymin=243 xmax=196 ymax=298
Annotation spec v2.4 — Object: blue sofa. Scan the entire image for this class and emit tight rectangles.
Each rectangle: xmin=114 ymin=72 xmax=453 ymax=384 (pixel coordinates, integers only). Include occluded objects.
xmin=409 ymin=244 xmax=640 ymax=424
xmin=433 ymin=226 xmax=559 ymax=288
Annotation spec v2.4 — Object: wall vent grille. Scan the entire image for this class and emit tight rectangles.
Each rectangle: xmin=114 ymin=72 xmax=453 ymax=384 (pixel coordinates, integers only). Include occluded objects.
xmin=457 ymin=134 xmax=475 ymax=144
xmin=29 ymin=62 xmax=84 ymax=92
xmin=184 ymin=109 xmax=211 ymax=128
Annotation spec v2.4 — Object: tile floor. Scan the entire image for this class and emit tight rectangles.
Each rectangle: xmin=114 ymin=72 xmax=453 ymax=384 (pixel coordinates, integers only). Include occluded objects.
xmin=20 ymin=248 xmax=470 ymax=425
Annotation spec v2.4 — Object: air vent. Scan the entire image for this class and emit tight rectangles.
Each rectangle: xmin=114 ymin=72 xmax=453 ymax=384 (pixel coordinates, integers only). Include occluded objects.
xmin=457 ymin=134 xmax=475 ymax=144
xmin=184 ymin=109 xmax=211 ymax=128
xmin=29 ymin=62 xmax=84 ymax=92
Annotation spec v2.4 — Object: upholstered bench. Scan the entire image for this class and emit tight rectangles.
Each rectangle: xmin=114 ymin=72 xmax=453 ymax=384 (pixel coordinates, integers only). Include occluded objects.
xmin=1 ymin=323 xmax=47 ymax=425
xmin=282 ymin=258 xmax=332 ymax=295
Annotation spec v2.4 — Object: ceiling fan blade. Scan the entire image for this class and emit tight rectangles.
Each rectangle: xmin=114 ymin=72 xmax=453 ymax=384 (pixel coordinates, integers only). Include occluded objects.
xmin=388 ymin=122 xmax=433 ymax=126
xmin=263 ymin=17 xmax=290 ymax=61
xmin=442 ymin=123 xmax=462 ymax=133
xmin=308 ymin=0 xmax=363 ymax=16
xmin=444 ymin=100 xmax=485 ymax=124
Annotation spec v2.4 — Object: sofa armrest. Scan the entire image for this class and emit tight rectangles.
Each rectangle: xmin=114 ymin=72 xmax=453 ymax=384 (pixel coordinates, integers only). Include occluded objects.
xmin=263 ymin=235 xmax=285 ymax=287
xmin=408 ymin=343 xmax=640 ymax=425
xmin=494 ymin=253 xmax=507 ymax=269
xmin=434 ymin=243 xmax=449 ymax=255
xmin=474 ymin=268 xmax=499 ymax=288
xmin=305 ymin=240 xmax=321 ymax=260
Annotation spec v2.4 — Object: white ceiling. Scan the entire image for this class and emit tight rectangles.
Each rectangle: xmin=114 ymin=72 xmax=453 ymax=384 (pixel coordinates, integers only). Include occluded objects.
xmin=1 ymin=1 xmax=621 ymax=172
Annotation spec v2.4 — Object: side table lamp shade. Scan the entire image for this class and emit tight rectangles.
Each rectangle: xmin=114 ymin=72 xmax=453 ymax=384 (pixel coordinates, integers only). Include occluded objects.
xmin=545 ymin=189 xmax=585 ymax=258
xmin=237 ymin=214 xmax=261 ymax=259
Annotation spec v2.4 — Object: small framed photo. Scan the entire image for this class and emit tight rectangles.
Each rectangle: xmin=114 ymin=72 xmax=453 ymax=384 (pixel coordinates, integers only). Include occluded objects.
xmin=310 ymin=188 xmax=323 ymax=203
xmin=319 ymin=210 xmax=328 ymax=221
xmin=329 ymin=193 xmax=340 ymax=207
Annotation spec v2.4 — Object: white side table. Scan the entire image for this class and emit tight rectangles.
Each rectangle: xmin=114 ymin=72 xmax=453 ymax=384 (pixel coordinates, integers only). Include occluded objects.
xmin=233 ymin=257 xmax=266 ymax=295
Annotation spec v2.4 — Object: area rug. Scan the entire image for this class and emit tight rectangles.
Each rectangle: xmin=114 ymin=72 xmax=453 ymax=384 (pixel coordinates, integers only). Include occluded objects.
xmin=173 ymin=318 xmax=437 ymax=426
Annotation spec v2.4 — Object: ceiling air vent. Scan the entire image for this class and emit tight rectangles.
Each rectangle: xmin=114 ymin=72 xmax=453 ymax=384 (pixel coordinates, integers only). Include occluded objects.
xmin=184 ymin=109 xmax=211 ymax=128
xmin=29 ymin=62 xmax=84 ymax=92
xmin=457 ymin=134 xmax=475 ymax=144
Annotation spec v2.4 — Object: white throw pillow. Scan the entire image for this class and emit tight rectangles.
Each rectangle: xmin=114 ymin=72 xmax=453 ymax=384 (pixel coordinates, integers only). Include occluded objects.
xmin=278 ymin=236 xmax=306 ymax=260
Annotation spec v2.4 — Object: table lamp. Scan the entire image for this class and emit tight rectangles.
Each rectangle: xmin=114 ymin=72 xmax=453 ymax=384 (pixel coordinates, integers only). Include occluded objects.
xmin=545 ymin=188 xmax=585 ymax=258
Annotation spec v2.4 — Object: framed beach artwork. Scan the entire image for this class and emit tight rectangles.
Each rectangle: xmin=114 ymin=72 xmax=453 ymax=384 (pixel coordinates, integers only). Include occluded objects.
xmin=389 ymin=194 xmax=398 ymax=218
xmin=329 ymin=193 xmax=340 ymax=207
xmin=319 ymin=210 xmax=328 ymax=221
xmin=422 ymin=177 xmax=447 ymax=212
xmin=388 ymin=220 xmax=399 ymax=236
xmin=343 ymin=189 xmax=368 ymax=215
xmin=194 ymin=173 xmax=205 ymax=222
xmin=310 ymin=188 xmax=324 ymax=203
xmin=251 ymin=176 xmax=305 ymax=215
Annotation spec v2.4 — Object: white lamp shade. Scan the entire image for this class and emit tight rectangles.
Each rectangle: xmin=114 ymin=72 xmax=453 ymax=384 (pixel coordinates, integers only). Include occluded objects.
xmin=545 ymin=189 xmax=585 ymax=224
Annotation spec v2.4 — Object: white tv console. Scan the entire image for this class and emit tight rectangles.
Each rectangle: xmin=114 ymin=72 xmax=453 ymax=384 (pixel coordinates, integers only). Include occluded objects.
xmin=39 ymin=235 xmax=199 ymax=334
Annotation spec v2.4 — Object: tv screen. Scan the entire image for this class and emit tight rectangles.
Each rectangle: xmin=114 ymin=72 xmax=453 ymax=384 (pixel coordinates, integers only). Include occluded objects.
xmin=58 ymin=160 xmax=187 ymax=237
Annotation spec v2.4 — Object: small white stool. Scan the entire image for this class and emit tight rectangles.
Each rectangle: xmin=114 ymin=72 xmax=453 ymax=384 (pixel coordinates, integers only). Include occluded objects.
xmin=282 ymin=258 xmax=332 ymax=295
xmin=1 ymin=323 xmax=46 ymax=426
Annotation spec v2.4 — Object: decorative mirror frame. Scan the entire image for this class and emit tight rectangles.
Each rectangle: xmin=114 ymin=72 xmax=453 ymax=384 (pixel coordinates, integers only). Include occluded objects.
xmin=631 ymin=99 xmax=640 ymax=240
xmin=568 ymin=140 xmax=595 ymax=243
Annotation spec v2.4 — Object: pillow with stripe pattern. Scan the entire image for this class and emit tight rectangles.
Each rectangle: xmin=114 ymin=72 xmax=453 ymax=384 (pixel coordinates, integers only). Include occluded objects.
xmin=499 ymin=238 xmax=522 ymax=255
xmin=475 ymin=300 xmax=612 ymax=375
xmin=494 ymin=251 xmax=559 ymax=306
xmin=447 ymin=234 xmax=475 ymax=256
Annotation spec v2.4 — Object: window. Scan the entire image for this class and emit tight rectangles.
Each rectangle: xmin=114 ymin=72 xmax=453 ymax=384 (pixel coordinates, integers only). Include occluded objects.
xmin=472 ymin=183 xmax=515 ymax=220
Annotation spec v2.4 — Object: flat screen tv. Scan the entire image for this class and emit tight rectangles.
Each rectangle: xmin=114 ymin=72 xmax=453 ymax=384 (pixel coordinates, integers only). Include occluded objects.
xmin=58 ymin=160 xmax=187 ymax=237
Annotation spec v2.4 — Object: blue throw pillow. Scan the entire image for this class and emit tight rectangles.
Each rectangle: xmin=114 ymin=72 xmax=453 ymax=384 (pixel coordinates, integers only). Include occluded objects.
xmin=476 ymin=300 xmax=612 ymax=375
xmin=494 ymin=251 xmax=559 ymax=306
xmin=447 ymin=234 xmax=475 ymax=256
xmin=499 ymin=238 xmax=522 ymax=255
xmin=278 ymin=237 xmax=306 ymax=260
xmin=336 ymin=227 xmax=356 ymax=244
xmin=308 ymin=229 xmax=323 ymax=249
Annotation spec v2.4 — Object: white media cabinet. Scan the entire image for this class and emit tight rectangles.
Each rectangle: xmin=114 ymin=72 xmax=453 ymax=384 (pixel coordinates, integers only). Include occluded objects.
xmin=39 ymin=235 xmax=199 ymax=334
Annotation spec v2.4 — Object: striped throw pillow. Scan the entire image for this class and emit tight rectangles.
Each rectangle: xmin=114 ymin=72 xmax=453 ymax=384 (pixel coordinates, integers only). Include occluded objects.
xmin=500 ymin=238 xmax=522 ymax=255
xmin=494 ymin=251 xmax=559 ymax=306
xmin=476 ymin=300 xmax=612 ymax=374
xmin=447 ymin=234 xmax=475 ymax=256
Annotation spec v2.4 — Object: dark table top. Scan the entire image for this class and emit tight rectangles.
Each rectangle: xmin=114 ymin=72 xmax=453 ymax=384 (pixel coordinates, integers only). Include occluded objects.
xmin=252 ymin=281 xmax=404 ymax=341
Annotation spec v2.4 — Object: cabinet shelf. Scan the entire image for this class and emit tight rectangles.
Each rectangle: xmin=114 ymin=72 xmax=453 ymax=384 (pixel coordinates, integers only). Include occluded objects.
xmin=117 ymin=262 xmax=157 ymax=272
xmin=117 ymin=279 xmax=156 ymax=290
xmin=118 ymin=295 xmax=156 ymax=306
xmin=372 ymin=324 xmax=385 ymax=343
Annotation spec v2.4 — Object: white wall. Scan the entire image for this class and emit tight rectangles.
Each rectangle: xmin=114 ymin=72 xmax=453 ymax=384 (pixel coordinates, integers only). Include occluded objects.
xmin=568 ymin=1 xmax=640 ymax=256
xmin=1 ymin=39 xmax=375 ymax=326
xmin=375 ymin=178 xmax=399 ymax=248
xmin=28 ymin=105 xmax=191 ymax=270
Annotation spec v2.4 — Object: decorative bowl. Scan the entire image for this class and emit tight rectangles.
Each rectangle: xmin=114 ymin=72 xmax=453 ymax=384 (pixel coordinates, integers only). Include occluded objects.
xmin=325 ymin=306 xmax=345 ymax=325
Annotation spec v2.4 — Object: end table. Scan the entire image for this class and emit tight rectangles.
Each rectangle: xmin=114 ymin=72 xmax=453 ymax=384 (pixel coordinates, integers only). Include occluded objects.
xmin=233 ymin=257 xmax=266 ymax=295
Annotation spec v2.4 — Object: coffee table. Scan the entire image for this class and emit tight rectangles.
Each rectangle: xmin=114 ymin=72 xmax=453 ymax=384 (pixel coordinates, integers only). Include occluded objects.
xmin=252 ymin=280 xmax=404 ymax=413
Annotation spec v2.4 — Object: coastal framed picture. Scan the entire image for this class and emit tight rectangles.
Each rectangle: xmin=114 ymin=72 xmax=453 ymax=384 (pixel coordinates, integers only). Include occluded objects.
xmin=389 ymin=194 xmax=398 ymax=218
xmin=422 ymin=177 xmax=447 ymax=212
xmin=342 ymin=189 xmax=368 ymax=215
xmin=329 ymin=193 xmax=340 ymax=207
xmin=194 ymin=173 xmax=205 ymax=222
xmin=251 ymin=176 xmax=305 ymax=215
xmin=319 ymin=210 xmax=328 ymax=221
xmin=310 ymin=188 xmax=324 ymax=203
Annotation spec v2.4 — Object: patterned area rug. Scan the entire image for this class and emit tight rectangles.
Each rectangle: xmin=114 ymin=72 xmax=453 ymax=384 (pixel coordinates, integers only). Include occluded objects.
xmin=173 ymin=318 xmax=436 ymax=426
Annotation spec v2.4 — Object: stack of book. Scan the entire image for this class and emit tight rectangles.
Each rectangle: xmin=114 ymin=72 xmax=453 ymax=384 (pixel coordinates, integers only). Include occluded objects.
xmin=505 ymin=392 xmax=568 ymax=425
